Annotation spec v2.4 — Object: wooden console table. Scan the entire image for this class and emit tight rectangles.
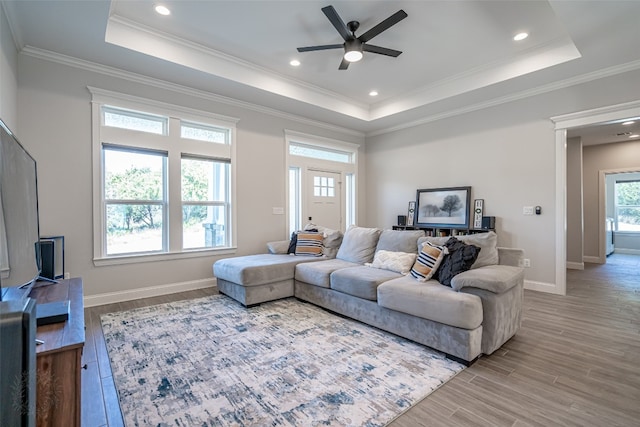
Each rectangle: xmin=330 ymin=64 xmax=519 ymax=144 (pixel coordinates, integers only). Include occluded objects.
xmin=30 ymin=277 xmax=85 ymax=427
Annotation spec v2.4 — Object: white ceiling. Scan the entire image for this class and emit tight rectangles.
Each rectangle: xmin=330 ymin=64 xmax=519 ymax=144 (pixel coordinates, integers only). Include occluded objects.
xmin=4 ymin=0 xmax=640 ymax=136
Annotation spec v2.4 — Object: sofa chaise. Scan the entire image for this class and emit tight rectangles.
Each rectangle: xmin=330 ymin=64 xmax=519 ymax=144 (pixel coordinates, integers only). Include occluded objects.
xmin=213 ymin=226 xmax=524 ymax=364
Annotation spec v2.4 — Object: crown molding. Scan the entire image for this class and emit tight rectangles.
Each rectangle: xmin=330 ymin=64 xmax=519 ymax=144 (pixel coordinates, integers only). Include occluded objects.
xmin=20 ymin=46 xmax=365 ymax=138
xmin=368 ymin=58 xmax=640 ymax=137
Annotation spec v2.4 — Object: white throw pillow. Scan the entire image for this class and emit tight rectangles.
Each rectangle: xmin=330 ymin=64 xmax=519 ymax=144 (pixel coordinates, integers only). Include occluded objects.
xmin=365 ymin=250 xmax=417 ymax=275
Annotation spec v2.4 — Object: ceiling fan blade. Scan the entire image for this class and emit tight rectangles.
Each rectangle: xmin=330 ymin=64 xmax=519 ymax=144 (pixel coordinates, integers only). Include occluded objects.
xmin=339 ymin=57 xmax=350 ymax=70
xmin=297 ymin=44 xmax=344 ymax=52
xmin=363 ymin=44 xmax=403 ymax=57
xmin=358 ymin=10 xmax=408 ymax=43
xmin=322 ymin=5 xmax=351 ymax=41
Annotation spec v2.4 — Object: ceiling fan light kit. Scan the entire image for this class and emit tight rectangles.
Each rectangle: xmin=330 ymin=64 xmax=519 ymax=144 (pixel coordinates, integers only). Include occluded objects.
xmin=344 ymin=39 xmax=363 ymax=62
xmin=297 ymin=5 xmax=407 ymax=70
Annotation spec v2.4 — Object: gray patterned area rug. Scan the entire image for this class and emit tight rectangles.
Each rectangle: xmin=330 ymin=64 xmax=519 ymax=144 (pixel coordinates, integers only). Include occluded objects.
xmin=101 ymin=295 xmax=464 ymax=426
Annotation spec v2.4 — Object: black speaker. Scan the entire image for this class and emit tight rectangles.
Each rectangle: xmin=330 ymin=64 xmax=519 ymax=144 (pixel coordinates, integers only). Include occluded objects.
xmin=397 ymin=215 xmax=407 ymax=226
xmin=38 ymin=240 xmax=55 ymax=279
xmin=481 ymin=216 xmax=495 ymax=229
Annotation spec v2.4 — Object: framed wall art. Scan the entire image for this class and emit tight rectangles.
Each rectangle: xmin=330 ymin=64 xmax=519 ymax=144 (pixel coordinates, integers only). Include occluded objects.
xmin=415 ymin=186 xmax=471 ymax=228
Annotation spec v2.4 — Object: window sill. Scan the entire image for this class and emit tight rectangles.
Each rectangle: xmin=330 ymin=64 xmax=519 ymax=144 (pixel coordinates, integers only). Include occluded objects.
xmin=613 ymin=231 xmax=640 ymax=236
xmin=93 ymin=247 xmax=237 ymax=267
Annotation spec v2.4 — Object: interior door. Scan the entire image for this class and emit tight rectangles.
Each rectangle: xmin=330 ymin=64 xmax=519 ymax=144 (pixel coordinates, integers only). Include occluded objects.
xmin=307 ymin=170 xmax=341 ymax=230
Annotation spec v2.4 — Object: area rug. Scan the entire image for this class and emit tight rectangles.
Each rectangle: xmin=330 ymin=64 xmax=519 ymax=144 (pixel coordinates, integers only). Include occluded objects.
xmin=101 ymin=295 xmax=464 ymax=426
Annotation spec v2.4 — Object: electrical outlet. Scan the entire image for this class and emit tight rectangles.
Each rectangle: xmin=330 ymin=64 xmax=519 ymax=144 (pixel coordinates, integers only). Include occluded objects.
xmin=272 ymin=207 xmax=284 ymax=215
xmin=523 ymin=206 xmax=534 ymax=215
xmin=523 ymin=259 xmax=531 ymax=268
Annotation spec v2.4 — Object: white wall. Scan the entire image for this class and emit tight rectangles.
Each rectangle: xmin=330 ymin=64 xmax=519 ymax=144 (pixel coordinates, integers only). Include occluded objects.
xmin=0 ymin=4 xmax=17 ymax=128
xmin=16 ymin=54 xmax=365 ymax=299
xmin=366 ymin=69 xmax=640 ymax=290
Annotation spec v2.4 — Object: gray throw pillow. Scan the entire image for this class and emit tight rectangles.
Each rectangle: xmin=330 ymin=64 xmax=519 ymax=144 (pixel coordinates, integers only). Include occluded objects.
xmin=336 ymin=226 xmax=382 ymax=264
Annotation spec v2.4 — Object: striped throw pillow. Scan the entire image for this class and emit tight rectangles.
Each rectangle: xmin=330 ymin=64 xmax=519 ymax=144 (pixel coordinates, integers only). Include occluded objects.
xmin=410 ymin=241 xmax=448 ymax=282
xmin=295 ymin=232 xmax=324 ymax=257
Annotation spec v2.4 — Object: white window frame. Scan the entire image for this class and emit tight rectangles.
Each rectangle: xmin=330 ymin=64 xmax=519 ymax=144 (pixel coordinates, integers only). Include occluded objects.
xmin=285 ymin=130 xmax=358 ymax=236
xmin=90 ymin=87 xmax=238 ymax=266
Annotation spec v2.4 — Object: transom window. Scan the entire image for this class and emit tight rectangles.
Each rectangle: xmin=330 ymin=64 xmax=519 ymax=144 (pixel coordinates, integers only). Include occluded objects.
xmin=91 ymin=88 xmax=238 ymax=264
xmin=289 ymin=141 xmax=353 ymax=164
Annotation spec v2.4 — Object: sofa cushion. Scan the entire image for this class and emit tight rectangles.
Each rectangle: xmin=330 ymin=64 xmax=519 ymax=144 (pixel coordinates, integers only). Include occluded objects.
xmin=451 ymin=265 xmax=524 ymax=293
xmin=437 ymin=238 xmax=480 ymax=287
xmin=377 ymin=276 xmax=483 ymax=330
xmin=295 ymin=259 xmax=359 ymax=288
xmin=330 ymin=266 xmax=402 ymax=300
xmin=418 ymin=231 xmax=498 ymax=269
xmin=336 ymin=226 xmax=382 ymax=264
xmin=294 ymin=232 xmax=324 ymax=257
xmin=365 ymin=250 xmax=417 ymax=275
xmin=410 ymin=241 xmax=448 ymax=282
xmin=376 ymin=229 xmax=425 ymax=253
xmin=213 ymin=254 xmax=320 ymax=287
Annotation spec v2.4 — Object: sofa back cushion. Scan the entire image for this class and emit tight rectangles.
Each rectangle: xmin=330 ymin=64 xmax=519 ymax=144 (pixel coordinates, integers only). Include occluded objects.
xmin=376 ymin=229 xmax=425 ymax=253
xmin=336 ymin=226 xmax=382 ymax=264
xmin=418 ymin=231 xmax=498 ymax=269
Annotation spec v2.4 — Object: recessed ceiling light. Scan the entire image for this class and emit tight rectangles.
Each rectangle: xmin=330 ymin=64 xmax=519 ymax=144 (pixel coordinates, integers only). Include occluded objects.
xmin=622 ymin=121 xmax=635 ymax=125
xmin=369 ymin=91 xmax=378 ymax=97
xmin=513 ymin=32 xmax=528 ymax=41
xmin=290 ymin=60 xmax=301 ymax=67
xmin=630 ymin=134 xmax=640 ymax=138
xmin=155 ymin=5 xmax=171 ymax=16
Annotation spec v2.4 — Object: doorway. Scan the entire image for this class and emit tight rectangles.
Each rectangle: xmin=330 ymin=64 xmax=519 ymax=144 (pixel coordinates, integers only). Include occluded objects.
xmin=553 ymin=99 xmax=640 ymax=295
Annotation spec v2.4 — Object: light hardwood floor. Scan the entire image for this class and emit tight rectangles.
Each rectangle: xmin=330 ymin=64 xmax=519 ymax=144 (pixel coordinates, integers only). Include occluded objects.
xmin=81 ymin=255 xmax=640 ymax=426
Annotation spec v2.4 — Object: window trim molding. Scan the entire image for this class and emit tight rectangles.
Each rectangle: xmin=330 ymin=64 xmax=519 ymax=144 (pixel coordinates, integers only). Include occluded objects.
xmin=90 ymin=87 xmax=238 ymax=265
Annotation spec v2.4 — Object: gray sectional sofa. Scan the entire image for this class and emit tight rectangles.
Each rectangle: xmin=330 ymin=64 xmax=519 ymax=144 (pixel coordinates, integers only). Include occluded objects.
xmin=213 ymin=226 xmax=524 ymax=364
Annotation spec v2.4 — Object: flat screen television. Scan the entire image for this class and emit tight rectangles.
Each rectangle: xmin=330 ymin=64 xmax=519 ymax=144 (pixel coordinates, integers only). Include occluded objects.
xmin=0 ymin=118 xmax=41 ymax=301
xmin=0 ymin=118 xmax=39 ymax=426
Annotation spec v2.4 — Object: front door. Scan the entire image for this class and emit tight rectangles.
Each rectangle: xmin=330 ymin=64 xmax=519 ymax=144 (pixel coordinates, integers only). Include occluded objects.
xmin=307 ymin=170 xmax=341 ymax=230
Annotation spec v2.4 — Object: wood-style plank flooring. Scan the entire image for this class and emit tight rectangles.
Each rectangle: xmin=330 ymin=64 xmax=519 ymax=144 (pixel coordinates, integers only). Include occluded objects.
xmin=81 ymin=254 xmax=640 ymax=426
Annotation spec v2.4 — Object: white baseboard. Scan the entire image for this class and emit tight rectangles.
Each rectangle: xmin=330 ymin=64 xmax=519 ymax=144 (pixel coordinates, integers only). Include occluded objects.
xmin=84 ymin=278 xmax=217 ymax=307
xmin=583 ymin=256 xmax=603 ymax=264
xmin=566 ymin=261 xmax=584 ymax=270
xmin=524 ymin=280 xmax=563 ymax=295
xmin=613 ymin=248 xmax=640 ymax=255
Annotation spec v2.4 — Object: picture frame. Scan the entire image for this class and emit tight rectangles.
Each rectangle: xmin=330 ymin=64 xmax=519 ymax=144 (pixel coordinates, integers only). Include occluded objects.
xmin=415 ymin=186 xmax=471 ymax=228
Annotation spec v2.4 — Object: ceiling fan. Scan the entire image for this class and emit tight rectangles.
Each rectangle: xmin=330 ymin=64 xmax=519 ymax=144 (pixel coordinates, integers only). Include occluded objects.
xmin=297 ymin=5 xmax=408 ymax=70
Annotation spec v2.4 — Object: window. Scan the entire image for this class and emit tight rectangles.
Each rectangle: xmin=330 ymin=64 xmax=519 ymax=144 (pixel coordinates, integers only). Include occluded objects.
xmin=91 ymin=88 xmax=238 ymax=264
xmin=615 ymin=180 xmax=640 ymax=232
xmin=103 ymin=146 xmax=167 ymax=255
xmin=289 ymin=141 xmax=352 ymax=163
xmin=313 ymin=176 xmax=335 ymax=197
xmin=103 ymin=106 xmax=167 ymax=135
xmin=181 ymin=156 xmax=230 ymax=249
